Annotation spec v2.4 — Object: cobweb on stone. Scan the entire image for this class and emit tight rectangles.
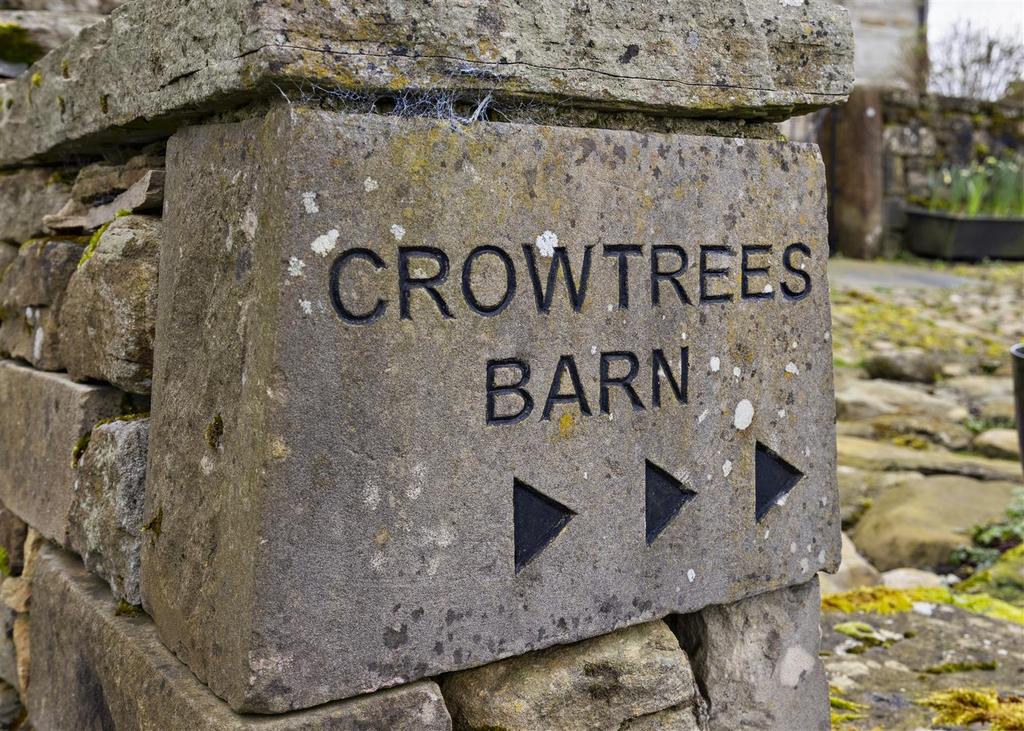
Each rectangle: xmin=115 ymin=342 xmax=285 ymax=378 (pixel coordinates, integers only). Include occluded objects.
xmin=271 ymin=75 xmax=553 ymax=130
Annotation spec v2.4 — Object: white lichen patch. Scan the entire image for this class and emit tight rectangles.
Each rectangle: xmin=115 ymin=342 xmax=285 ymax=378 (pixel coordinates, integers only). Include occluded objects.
xmin=799 ymin=557 xmax=809 ymax=573
xmin=299 ymin=299 xmax=312 ymax=315
xmin=698 ymin=409 xmax=710 ymax=423
xmin=33 ymin=328 xmax=43 ymax=361
xmin=733 ymin=399 xmax=754 ymax=430
xmin=535 ymin=230 xmax=558 ymax=257
xmin=363 ymin=177 xmax=379 ymax=192
xmin=301 ymin=192 xmax=319 ymax=213
xmin=763 ymin=283 xmax=774 ymax=294
xmin=732 ymin=366 xmax=741 ymax=378
xmin=709 ymin=356 xmax=721 ymax=372
xmin=241 ymin=208 xmax=258 ymax=239
xmin=687 ymin=569 xmax=696 ymax=583
xmin=311 ymin=229 xmax=339 ymax=257
xmin=785 ymin=361 xmax=800 ymax=375
xmin=778 ymin=409 xmax=787 ymax=418
xmin=817 ymin=550 xmax=826 ymax=563
xmin=390 ymin=223 xmax=406 ymax=241
xmin=722 ymin=460 xmax=732 ymax=477
xmin=287 ymin=257 xmax=305 ymax=277
xmin=778 ymin=646 xmax=815 ymax=688
xmin=776 ymin=494 xmax=789 ymax=507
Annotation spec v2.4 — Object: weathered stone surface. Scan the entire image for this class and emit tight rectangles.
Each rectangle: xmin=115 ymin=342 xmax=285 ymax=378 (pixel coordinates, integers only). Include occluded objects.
xmin=822 ymin=604 xmax=1024 ymax=730
xmin=0 ymin=11 xmax=102 ymax=69
xmin=0 ymin=605 xmax=16 ymax=689
xmin=0 ymin=239 xmax=80 ymax=307
xmin=837 ymin=435 xmax=1023 ymax=482
xmin=59 ymin=215 xmax=160 ymax=393
xmin=0 ymin=680 xmax=21 ymax=729
xmin=0 ymin=167 xmax=72 ymax=243
xmin=839 ymin=414 xmax=973 ymax=451
xmin=0 ymin=361 xmax=123 ymax=542
xmin=863 ymin=347 xmax=942 ymax=383
xmin=0 ymin=0 xmax=852 ymax=166
xmin=2 ymin=0 xmax=122 ymax=12
xmin=441 ymin=620 xmax=706 ymax=731
xmin=143 ymin=108 xmax=839 ymax=711
xmin=29 ymin=546 xmax=453 ymax=730
xmin=973 ymin=428 xmax=1021 ymax=461
xmin=67 ymin=417 xmax=148 ymax=604
xmin=849 ymin=475 xmax=1019 ymax=571
xmin=0 ymin=238 xmax=83 ymax=369
xmin=11 ymin=615 xmax=27 ymax=704
xmin=0 ymin=245 xmax=15 ymax=273
xmin=834 ymin=379 xmax=966 ymax=421
xmin=819 ymin=532 xmax=880 ymax=595
xmin=881 ymin=567 xmax=948 ymax=590
xmin=671 ymin=578 xmax=829 ymax=731
xmin=43 ymin=152 xmax=164 ymax=232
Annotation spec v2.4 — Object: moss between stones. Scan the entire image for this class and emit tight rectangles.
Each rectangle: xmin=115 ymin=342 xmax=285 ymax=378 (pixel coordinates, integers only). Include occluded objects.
xmin=94 ymin=412 xmax=150 ymax=429
xmin=922 ymin=659 xmax=998 ymax=674
xmin=114 ymin=600 xmax=143 ymax=617
xmin=0 ymin=24 xmax=45 ymax=65
xmin=0 ymin=547 xmax=9 ymax=579
xmin=142 ymin=507 xmax=162 ymax=539
xmin=71 ymin=432 xmax=91 ymax=468
xmin=77 ymin=223 xmax=110 ymax=269
xmin=822 ymin=586 xmax=1024 ymax=625
xmin=916 ymin=688 xmax=1024 ymax=730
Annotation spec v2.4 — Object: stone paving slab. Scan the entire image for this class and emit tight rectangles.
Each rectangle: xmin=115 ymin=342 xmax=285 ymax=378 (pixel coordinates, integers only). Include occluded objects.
xmin=0 ymin=0 xmax=852 ymax=166
xmin=143 ymin=107 xmax=840 ymax=713
xmin=29 ymin=546 xmax=453 ymax=731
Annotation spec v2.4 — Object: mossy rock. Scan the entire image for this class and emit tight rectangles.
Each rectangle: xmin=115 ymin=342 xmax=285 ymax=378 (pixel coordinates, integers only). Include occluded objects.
xmin=957 ymin=544 xmax=1024 ymax=607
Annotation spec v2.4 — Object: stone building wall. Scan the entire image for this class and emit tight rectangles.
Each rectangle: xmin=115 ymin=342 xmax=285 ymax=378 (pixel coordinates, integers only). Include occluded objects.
xmin=822 ymin=89 xmax=1024 ymax=258
xmin=0 ymin=2 xmax=853 ymax=728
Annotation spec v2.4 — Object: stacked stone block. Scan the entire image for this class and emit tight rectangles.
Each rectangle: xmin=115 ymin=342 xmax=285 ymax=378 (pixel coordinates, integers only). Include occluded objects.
xmin=0 ymin=1 xmax=853 ymax=728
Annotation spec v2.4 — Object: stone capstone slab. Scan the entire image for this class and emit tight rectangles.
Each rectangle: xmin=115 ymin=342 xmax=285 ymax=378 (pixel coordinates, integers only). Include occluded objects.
xmin=0 ymin=0 xmax=853 ymax=166
xmin=0 ymin=11 xmax=103 ymax=68
xmin=0 ymin=167 xmax=72 ymax=244
xmin=59 ymin=215 xmax=160 ymax=393
xmin=143 ymin=107 xmax=839 ymax=712
xmin=441 ymin=619 xmax=707 ymax=731
xmin=67 ymin=417 xmax=149 ymax=605
xmin=28 ymin=546 xmax=453 ymax=731
xmin=0 ymin=360 xmax=124 ymax=542
xmin=671 ymin=577 xmax=829 ymax=731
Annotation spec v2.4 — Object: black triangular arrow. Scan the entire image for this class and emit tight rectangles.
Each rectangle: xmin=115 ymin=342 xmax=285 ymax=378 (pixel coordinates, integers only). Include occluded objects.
xmin=645 ymin=460 xmax=696 ymax=545
xmin=513 ymin=479 xmax=575 ymax=573
xmin=755 ymin=442 xmax=803 ymax=522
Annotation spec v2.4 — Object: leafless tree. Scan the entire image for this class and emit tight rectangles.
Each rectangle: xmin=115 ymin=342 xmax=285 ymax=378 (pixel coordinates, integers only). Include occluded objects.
xmin=929 ymin=20 xmax=1024 ymax=101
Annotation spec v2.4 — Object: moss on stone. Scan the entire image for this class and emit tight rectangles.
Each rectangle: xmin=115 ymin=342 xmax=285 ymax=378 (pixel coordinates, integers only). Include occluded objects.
xmin=71 ymin=431 xmax=91 ymax=467
xmin=114 ymin=600 xmax=143 ymax=617
xmin=0 ymin=23 xmax=44 ymax=65
xmin=922 ymin=659 xmax=998 ymax=674
xmin=78 ymin=222 xmax=110 ymax=269
xmin=205 ymin=414 xmax=224 ymax=449
xmin=829 ymin=687 xmax=868 ymax=725
xmin=822 ymin=586 xmax=1024 ymax=625
xmin=916 ymin=688 xmax=1024 ymax=729
xmin=957 ymin=544 xmax=1024 ymax=606
xmin=0 ymin=547 xmax=9 ymax=579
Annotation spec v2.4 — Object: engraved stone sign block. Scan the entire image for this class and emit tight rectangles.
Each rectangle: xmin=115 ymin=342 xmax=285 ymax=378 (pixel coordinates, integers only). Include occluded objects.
xmin=143 ymin=107 xmax=840 ymax=713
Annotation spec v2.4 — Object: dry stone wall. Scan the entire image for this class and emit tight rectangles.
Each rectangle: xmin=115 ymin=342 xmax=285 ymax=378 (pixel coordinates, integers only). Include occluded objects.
xmin=0 ymin=1 xmax=852 ymax=728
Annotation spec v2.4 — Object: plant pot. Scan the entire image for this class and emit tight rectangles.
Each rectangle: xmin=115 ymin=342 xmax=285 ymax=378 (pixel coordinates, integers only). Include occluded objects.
xmin=1014 ymin=343 xmax=1024 ymax=474
xmin=905 ymin=206 xmax=1024 ymax=261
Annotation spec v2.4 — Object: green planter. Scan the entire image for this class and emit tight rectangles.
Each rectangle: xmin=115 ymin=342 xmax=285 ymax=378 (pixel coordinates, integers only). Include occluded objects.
xmin=905 ymin=206 xmax=1024 ymax=261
